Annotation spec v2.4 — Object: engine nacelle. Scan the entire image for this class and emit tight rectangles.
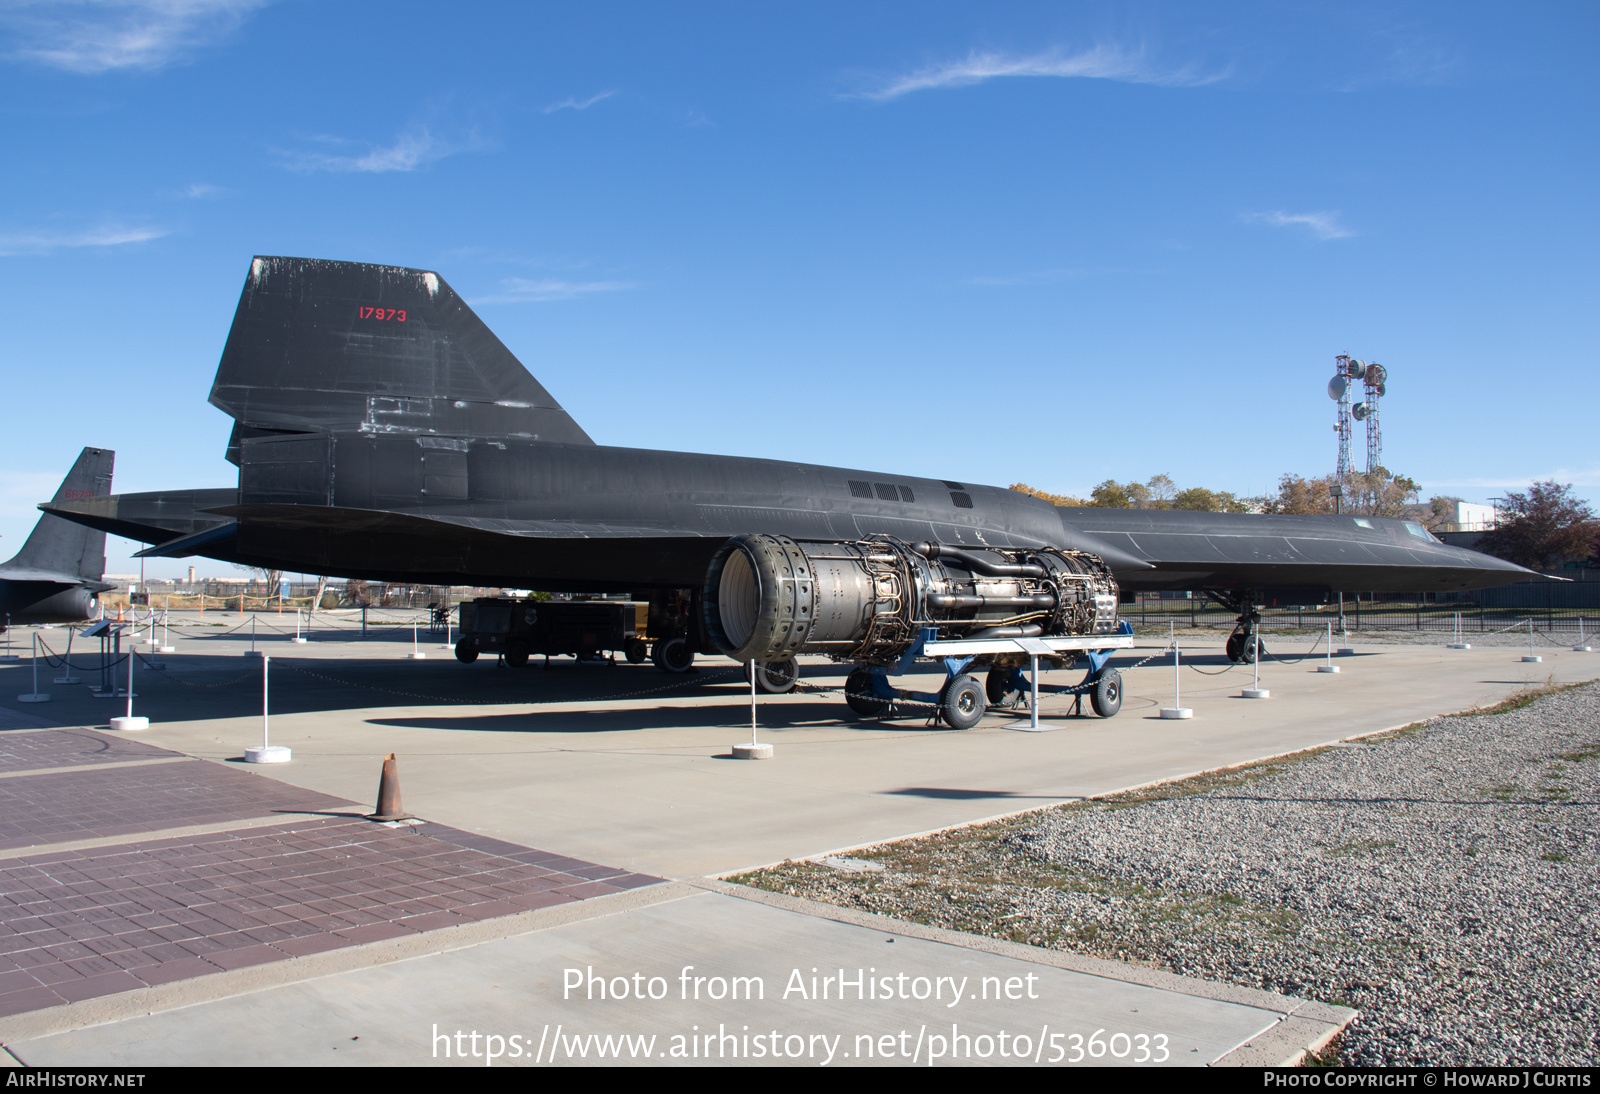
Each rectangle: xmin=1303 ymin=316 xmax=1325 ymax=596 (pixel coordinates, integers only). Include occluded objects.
xmin=702 ymin=534 xmax=1118 ymax=664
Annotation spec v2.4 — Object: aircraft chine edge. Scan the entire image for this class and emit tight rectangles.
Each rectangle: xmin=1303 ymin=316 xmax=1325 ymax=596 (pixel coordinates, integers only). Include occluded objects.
xmin=41 ymin=257 xmax=1534 ymax=667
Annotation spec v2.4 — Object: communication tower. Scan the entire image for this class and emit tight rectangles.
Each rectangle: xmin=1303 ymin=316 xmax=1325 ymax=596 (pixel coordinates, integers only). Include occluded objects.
xmin=1328 ymin=356 xmax=1355 ymax=479
xmin=1328 ymin=355 xmax=1388 ymax=476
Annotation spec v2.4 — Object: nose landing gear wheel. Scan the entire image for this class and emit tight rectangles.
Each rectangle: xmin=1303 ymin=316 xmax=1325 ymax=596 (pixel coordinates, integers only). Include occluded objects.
xmin=745 ymin=657 xmax=799 ymax=694
xmin=940 ymin=674 xmax=987 ymax=730
xmin=1225 ymin=631 xmax=1262 ymax=664
xmin=844 ymin=666 xmax=889 ymax=717
xmin=1090 ymin=668 xmax=1123 ymax=718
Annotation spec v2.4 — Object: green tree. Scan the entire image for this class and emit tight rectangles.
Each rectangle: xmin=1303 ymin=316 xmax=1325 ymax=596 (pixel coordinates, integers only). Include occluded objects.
xmin=1476 ymin=482 xmax=1599 ymax=570
xmin=1008 ymin=483 xmax=1089 ymax=507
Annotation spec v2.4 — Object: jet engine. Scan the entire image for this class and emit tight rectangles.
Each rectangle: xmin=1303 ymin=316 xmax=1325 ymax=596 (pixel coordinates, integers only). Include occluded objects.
xmin=702 ymin=534 xmax=1118 ymax=665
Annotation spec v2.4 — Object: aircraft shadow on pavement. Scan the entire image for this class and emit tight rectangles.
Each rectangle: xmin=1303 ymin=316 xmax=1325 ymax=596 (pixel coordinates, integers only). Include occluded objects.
xmin=366 ymin=702 xmax=945 ymax=735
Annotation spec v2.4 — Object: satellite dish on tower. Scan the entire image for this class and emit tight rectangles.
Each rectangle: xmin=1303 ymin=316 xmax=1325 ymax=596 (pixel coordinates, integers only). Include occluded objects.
xmin=1353 ymin=402 xmax=1370 ymax=420
xmin=1328 ymin=375 xmax=1348 ymax=400
xmin=1345 ymin=359 xmax=1365 ymax=378
xmin=1365 ymin=363 xmax=1387 ymax=386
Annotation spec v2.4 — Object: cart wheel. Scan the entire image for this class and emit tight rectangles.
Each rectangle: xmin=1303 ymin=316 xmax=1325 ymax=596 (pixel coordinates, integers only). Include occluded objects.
xmin=1090 ymin=668 xmax=1123 ymax=718
xmin=845 ymin=666 xmax=889 ymax=716
xmin=504 ymin=642 xmax=530 ymax=669
xmin=985 ymin=666 xmax=1021 ymax=707
xmin=624 ymin=638 xmax=648 ymax=664
xmin=652 ymin=635 xmax=694 ymax=673
xmin=454 ymin=640 xmax=479 ymax=664
xmin=941 ymin=674 xmax=986 ymax=730
xmin=746 ymin=657 xmax=799 ymax=694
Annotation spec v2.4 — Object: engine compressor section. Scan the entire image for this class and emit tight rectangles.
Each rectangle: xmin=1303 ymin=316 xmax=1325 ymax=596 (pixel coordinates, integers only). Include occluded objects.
xmin=701 ymin=534 xmax=1122 ymax=723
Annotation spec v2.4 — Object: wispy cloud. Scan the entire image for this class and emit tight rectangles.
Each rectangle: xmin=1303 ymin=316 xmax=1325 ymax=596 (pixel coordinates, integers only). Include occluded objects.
xmin=1 ymin=0 xmax=271 ymax=74
xmin=1241 ymin=210 xmax=1353 ymax=241
xmin=542 ymin=90 xmax=615 ymax=114
xmin=471 ymin=278 xmax=634 ymax=305
xmin=181 ymin=182 xmax=222 ymax=198
xmin=277 ymin=126 xmax=485 ymax=174
xmin=0 ymin=221 xmax=167 ymax=255
xmin=852 ymin=45 xmax=1226 ymax=101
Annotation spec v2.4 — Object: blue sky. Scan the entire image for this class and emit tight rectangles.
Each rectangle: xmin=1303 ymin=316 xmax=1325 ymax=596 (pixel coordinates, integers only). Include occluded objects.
xmin=1 ymin=1 xmax=1596 ymax=577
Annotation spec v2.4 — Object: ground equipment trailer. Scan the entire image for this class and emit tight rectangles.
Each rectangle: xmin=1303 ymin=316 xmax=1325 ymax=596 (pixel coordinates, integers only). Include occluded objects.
xmin=454 ymin=598 xmax=648 ymax=667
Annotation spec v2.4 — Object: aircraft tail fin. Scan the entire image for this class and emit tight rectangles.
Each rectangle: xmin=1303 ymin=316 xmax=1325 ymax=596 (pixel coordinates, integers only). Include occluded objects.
xmin=5 ymin=448 xmax=113 ymax=580
xmin=210 ymin=257 xmax=594 ymax=463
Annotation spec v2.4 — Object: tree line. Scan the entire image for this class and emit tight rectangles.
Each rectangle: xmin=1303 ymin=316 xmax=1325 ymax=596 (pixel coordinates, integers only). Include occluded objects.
xmin=1011 ymin=475 xmax=1599 ymax=572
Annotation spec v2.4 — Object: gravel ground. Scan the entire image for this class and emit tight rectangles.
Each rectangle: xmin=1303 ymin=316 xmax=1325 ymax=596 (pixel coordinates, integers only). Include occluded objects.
xmin=734 ymin=681 xmax=1600 ymax=1066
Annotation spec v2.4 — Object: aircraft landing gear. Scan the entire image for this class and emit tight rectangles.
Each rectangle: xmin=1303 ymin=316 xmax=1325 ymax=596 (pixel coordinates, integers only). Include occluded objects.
xmin=652 ymin=635 xmax=694 ymax=673
xmin=1207 ymin=589 xmax=1263 ymax=664
xmin=745 ymin=657 xmax=799 ymax=693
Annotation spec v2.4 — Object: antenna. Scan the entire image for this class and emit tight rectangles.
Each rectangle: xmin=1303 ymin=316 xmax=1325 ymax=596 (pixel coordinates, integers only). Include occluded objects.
xmin=1361 ymin=361 xmax=1387 ymax=473
xmin=1329 ymin=356 xmax=1355 ymax=480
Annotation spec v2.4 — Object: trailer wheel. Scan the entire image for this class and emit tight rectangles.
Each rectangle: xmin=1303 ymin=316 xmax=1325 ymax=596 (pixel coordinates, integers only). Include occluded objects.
xmin=844 ymin=667 xmax=889 ymax=716
xmin=624 ymin=638 xmax=648 ymax=664
xmin=746 ymin=657 xmax=799 ymax=694
xmin=941 ymin=675 xmax=986 ymax=730
xmin=652 ymin=636 xmax=694 ymax=673
xmin=505 ymin=641 xmax=530 ymax=669
xmin=985 ymin=667 xmax=1020 ymax=707
xmin=1091 ymin=669 xmax=1123 ymax=718
xmin=454 ymin=640 xmax=479 ymax=664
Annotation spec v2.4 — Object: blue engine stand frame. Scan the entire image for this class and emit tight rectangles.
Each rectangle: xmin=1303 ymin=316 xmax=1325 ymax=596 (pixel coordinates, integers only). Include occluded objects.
xmin=857 ymin=621 xmax=1133 ymax=715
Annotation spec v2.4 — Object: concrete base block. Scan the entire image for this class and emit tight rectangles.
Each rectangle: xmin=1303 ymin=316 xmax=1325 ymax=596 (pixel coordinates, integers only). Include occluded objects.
xmin=245 ymin=745 xmax=292 ymax=764
xmin=408 ymin=652 xmax=427 ymax=660
xmin=1336 ymin=647 xmax=1355 ymax=656
xmin=1159 ymin=707 xmax=1193 ymax=719
xmin=108 ymin=716 xmax=149 ymax=731
xmin=1521 ymin=655 xmax=1543 ymax=663
xmin=242 ymin=650 xmax=263 ymax=657
xmin=17 ymin=693 xmax=49 ymax=703
xmin=732 ymin=742 xmax=774 ymax=760
xmin=1574 ymin=645 xmax=1591 ymax=652
xmin=1316 ymin=665 xmax=1340 ymax=673
xmin=157 ymin=646 xmax=175 ymax=653
xmin=291 ymin=637 xmax=308 ymax=644
xmin=1447 ymin=643 xmax=1471 ymax=649
xmin=1241 ymin=688 xmax=1270 ymax=699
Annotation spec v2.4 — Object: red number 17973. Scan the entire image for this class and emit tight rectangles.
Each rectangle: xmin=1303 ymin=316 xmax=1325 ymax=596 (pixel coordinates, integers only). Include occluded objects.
xmin=359 ymin=306 xmax=406 ymax=321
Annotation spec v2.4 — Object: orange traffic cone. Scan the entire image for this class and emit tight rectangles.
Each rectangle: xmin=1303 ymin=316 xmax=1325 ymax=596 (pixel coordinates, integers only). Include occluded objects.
xmin=369 ymin=753 xmax=412 ymax=821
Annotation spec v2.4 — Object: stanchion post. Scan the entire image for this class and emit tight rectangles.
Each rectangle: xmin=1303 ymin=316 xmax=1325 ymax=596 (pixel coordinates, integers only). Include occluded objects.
xmin=246 ymin=654 xmax=290 ymax=762
xmin=19 ymin=632 xmax=49 ymax=702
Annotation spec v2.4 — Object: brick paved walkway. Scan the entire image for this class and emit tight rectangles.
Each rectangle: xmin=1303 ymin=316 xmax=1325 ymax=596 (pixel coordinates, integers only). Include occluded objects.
xmin=0 ymin=727 xmax=660 ymax=1018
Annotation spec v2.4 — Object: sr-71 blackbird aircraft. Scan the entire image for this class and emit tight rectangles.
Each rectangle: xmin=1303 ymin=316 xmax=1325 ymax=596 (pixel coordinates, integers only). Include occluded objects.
xmin=44 ymin=257 xmax=1532 ymax=677
xmin=2 ymin=447 xmax=114 ymax=631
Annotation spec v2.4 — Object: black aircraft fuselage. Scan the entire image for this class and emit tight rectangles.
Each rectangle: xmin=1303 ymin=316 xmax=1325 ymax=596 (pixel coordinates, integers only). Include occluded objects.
xmin=42 ymin=257 xmax=1532 ymax=633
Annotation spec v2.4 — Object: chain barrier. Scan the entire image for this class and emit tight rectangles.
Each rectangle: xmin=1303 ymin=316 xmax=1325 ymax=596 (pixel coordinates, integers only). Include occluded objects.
xmin=1263 ymin=630 xmax=1326 ymax=666
xmin=133 ymin=652 xmax=259 ymax=689
xmin=273 ymin=659 xmax=748 ymax=706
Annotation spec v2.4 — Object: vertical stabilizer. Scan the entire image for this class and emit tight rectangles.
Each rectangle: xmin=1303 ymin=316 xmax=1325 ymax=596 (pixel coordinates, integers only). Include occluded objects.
xmin=4 ymin=448 xmax=114 ymax=580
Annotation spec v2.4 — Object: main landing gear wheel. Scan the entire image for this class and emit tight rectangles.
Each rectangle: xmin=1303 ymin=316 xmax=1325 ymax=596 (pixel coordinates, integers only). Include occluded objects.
xmin=1090 ymin=669 xmax=1123 ymax=718
xmin=941 ymin=674 xmax=987 ymax=730
xmin=651 ymin=635 xmax=695 ymax=673
xmin=745 ymin=657 xmax=799 ymax=694
xmin=985 ymin=667 xmax=1021 ymax=707
xmin=624 ymin=637 xmax=648 ymax=664
xmin=845 ymin=666 xmax=889 ymax=717
xmin=454 ymin=640 xmax=479 ymax=664
xmin=504 ymin=641 xmax=530 ymax=669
